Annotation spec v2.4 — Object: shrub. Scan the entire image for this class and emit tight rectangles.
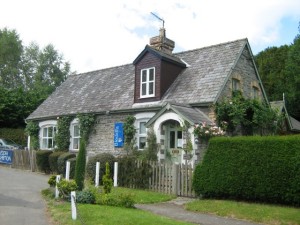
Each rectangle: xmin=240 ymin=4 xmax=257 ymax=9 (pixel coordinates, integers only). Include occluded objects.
xmin=76 ymin=189 xmax=95 ymax=204
xmin=97 ymin=192 xmax=135 ymax=208
xmin=193 ymin=135 xmax=300 ymax=206
xmin=0 ymin=128 xmax=27 ymax=147
xmin=36 ymin=150 xmax=53 ymax=173
xmin=57 ymin=153 xmax=76 ymax=176
xmin=86 ymin=153 xmax=115 ymax=184
xmin=69 ymin=157 xmax=77 ymax=179
xmin=75 ymin=140 xmax=86 ymax=191
xmin=103 ymin=162 xmax=113 ymax=194
xmin=49 ymin=151 xmax=65 ymax=173
xmin=57 ymin=179 xmax=78 ymax=199
xmin=48 ymin=175 xmax=57 ymax=187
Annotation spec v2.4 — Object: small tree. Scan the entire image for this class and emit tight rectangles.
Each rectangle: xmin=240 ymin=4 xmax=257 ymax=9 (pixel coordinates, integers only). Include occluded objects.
xmin=75 ymin=139 xmax=86 ymax=191
xmin=102 ymin=162 xmax=113 ymax=194
xmin=143 ymin=127 xmax=158 ymax=161
xmin=123 ymin=115 xmax=136 ymax=155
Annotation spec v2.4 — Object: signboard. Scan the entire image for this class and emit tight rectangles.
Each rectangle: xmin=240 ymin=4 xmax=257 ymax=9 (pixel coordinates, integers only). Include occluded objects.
xmin=0 ymin=149 xmax=13 ymax=165
xmin=114 ymin=122 xmax=124 ymax=147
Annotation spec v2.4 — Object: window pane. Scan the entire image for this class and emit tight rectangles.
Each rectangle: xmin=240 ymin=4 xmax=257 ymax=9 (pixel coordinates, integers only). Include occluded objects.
xmin=73 ymin=138 xmax=79 ymax=150
xmin=149 ymin=82 xmax=154 ymax=95
xmin=149 ymin=69 xmax=154 ymax=81
xmin=170 ymin=131 xmax=175 ymax=148
xmin=142 ymin=83 xmax=146 ymax=95
xmin=42 ymin=139 xmax=47 ymax=149
xmin=177 ymin=131 xmax=182 ymax=139
xmin=48 ymin=127 xmax=53 ymax=137
xmin=43 ymin=128 xmax=47 ymax=137
xmin=139 ymin=137 xmax=146 ymax=149
xmin=74 ymin=125 xmax=80 ymax=137
xmin=142 ymin=70 xmax=147 ymax=82
xmin=48 ymin=138 xmax=53 ymax=148
xmin=139 ymin=122 xmax=146 ymax=134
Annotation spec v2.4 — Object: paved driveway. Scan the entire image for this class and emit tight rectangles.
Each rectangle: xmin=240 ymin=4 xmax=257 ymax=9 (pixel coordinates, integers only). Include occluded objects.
xmin=0 ymin=166 xmax=50 ymax=225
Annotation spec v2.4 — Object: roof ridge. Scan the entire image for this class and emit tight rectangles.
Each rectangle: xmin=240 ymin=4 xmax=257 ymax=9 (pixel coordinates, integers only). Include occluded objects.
xmin=174 ymin=38 xmax=248 ymax=56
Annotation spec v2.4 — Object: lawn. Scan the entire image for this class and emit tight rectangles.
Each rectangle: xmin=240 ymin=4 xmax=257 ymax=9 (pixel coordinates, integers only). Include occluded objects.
xmin=43 ymin=187 xmax=300 ymax=225
xmin=185 ymin=199 xmax=300 ymax=225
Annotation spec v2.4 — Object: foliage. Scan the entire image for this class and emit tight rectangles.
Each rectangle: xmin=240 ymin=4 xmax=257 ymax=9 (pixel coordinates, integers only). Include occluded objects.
xmin=56 ymin=116 xmax=73 ymax=151
xmin=102 ymin=162 xmax=113 ymax=194
xmin=25 ymin=121 xmax=39 ymax=149
xmin=0 ymin=28 xmax=23 ymax=89
xmin=75 ymin=139 xmax=86 ymax=191
xmin=215 ymin=93 xmax=279 ymax=136
xmin=76 ymin=189 xmax=96 ymax=204
xmin=86 ymin=153 xmax=115 ymax=184
xmin=193 ymin=135 xmax=300 ymax=206
xmin=193 ymin=122 xmax=225 ymax=141
xmin=118 ymin=156 xmax=152 ymax=189
xmin=0 ymin=128 xmax=27 ymax=147
xmin=123 ymin=115 xmax=136 ymax=154
xmin=48 ymin=175 xmax=57 ymax=187
xmin=57 ymin=179 xmax=78 ymax=198
xmin=77 ymin=113 xmax=95 ymax=142
xmin=68 ymin=157 xmax=77 ymax=179
xmin=57 ymin=152 xmax=76 ymax=175
xmin=48 ymin=151 xmax=65 ymax=173
xmin=36 ymin=150 xmax=53 ymax=173
xmin=97 ymin=192 xmax=135 ymax=208
xmin=141 ymin=127 xmax=158 ymax=161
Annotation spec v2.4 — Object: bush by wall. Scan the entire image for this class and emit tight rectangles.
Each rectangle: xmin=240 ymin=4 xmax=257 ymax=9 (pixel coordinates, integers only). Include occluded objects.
xmin=49 ymin=151 xmax=65 ymax=173
xmin=118 ymin=156 xmax=152 ymax=189
xmin=57 ymin=153 xmax=76 ymax=176
xmin=75 ymin=140 xmax=86 ymax=191
xmin=69 ymin=157 xmax=77 ymax=179
xmin=86 ymin=153 xmax=115 ymax=184
xmin=36 ymin=150 xmax=53 ymax=174
xmin=193 ymin=135 xmax=300 ymax=206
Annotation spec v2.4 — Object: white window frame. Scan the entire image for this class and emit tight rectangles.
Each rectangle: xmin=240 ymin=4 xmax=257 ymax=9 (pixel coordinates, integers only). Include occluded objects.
xmin=140 ymin=67 xmax=155 ymax=98
xmin=138 ymin=121 xmax=147 ymax=150
xmin=39 ymin=120 xmax=57 ymax=150
xmin=70 ymin=118 xmax=80 ymax=151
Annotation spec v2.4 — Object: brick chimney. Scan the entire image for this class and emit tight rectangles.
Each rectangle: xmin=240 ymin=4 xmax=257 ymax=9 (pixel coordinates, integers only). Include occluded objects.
xmin=150 ymin=28 xmax=175 ymax=54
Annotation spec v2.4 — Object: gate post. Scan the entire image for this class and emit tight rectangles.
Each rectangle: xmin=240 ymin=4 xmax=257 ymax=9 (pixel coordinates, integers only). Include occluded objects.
xmin=172 ymin=164 xmax=179 ymax=196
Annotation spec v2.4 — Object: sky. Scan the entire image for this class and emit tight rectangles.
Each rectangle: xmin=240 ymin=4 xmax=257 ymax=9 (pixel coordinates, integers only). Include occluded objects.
xmin=0 ymin=0 xmax=299 ymax=74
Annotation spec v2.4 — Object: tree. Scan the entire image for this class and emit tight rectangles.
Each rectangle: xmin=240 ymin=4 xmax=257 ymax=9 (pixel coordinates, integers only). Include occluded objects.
xmin=75 ymin=139 xmax=86 ymax=191
xmin=0 ymin=28 xmax=23 ymax=89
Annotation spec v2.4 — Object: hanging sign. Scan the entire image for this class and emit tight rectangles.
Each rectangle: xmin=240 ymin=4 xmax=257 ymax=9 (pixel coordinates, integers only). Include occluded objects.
xmin=114 ymin=122 xmax=124 ymax=147
xmin=0 ymin=148 xmax=13 ymax=165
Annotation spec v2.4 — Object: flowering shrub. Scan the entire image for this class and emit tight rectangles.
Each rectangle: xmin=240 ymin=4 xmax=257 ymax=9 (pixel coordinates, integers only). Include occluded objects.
xmin=193 ymin=122 xmax=225 ymax=141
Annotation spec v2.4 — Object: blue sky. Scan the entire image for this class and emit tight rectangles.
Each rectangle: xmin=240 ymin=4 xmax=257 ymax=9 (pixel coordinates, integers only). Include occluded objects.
xmin=0 ymin=0 xmax=299 ymax=73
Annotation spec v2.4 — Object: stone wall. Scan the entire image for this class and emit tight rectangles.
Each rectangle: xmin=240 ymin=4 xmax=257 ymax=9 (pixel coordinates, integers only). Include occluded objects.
xmin=87 ymin=113 xmax=129 ymax=158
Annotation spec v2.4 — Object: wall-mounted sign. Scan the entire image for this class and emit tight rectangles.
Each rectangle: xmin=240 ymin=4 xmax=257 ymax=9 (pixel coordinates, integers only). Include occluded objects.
xmin=0 ymin=149 xmax=13 ymax=165
xmin=114 ymin=122 xmax=124 ymax=147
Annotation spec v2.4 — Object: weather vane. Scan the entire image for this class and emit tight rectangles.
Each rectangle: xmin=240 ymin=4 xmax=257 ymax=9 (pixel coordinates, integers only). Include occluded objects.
xmin=151 ymin=12 xmax=164 ymax=28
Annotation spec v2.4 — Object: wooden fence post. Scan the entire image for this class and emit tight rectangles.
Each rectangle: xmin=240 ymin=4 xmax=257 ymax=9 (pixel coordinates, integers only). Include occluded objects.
xmin=172 ymin=164 xmax=178 ymax=196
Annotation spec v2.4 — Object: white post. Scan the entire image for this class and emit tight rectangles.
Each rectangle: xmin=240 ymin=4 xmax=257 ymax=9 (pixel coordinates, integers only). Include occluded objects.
xmin=95 ymin=162 xmax=100 ymax=187
xmin=71 ymin=191 xmax=77 ymax=220
xmin=55 ymin=175 xmax=61 ymax=198
xmin=113 ymin=162 xmax=118 ymax=187
xmin=66 ymin=161 xmax=70 ymax=181
xmin=27 ymin=135 xmax=31 ymax=150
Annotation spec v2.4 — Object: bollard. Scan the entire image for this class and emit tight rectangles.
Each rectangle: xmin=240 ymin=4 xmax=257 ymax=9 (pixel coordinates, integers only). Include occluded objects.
xmin=114 ymin=162 xmax=118 ymax=187
xmin=55 ymin=175 xmax=61 ymax=198
xmin=66 ymin=161 xmax=70 ymax=181
xmin=71 ymin=191 xmax=77 ymax=220
xmin=95 ymin=162 xmax=100 ymax=187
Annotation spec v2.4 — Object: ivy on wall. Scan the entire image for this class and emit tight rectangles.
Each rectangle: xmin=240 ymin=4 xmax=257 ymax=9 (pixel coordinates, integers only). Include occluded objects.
xmin=123 ymin=115 xmax=136 ymax=155
xmin=56 ymin=116 xmax=74 ymax=151
xmin=25 ymin=121 xmax=39 ymax=149
xmin=77 ymin=113 xmax=96 ymax=142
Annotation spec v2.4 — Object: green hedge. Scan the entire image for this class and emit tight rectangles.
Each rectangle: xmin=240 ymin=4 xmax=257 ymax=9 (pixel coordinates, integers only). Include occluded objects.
xmin=36 ymin=150 xmax=53 ymax=174
xmin=49 ymin=151 xmax=65 ymax=173
xmin=86 ymin=153 xmax=115 ymax=184
xmin=0 ymin=128 xmax=27 ymax=147
xmin=57 ymin=153 xmax=76 ymax=176
xmin=193 ymin=135 xmax=300 ymax=206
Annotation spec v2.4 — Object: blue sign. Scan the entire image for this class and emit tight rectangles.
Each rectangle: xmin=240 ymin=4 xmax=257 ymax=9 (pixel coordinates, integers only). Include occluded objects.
xmin=114 ymin=122 xmax=124 ymax=147
xmin=0 ymin=149 xmax=13 ymax=165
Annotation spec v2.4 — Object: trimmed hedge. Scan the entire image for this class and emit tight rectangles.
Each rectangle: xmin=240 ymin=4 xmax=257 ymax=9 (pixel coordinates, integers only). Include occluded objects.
xmin=36 ymin=150 xmax=53 ymax=174
xmin=0 ymin=128 xmax=27 ymax=147
xmin=193 ymin=135 xmax=300 ymax=206
xmin=57 ymin=153 xmax=76 ymax=176
xmin=86 ymin=153 xmax=115 ymax=184
xmin=49 ymin=151 xmax=65 ymax=173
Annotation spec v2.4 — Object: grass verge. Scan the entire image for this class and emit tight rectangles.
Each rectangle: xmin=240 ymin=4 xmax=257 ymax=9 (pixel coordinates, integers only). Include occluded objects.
xmin=42 ymin=188 xmax=193 ymax=225
xmin=185 ymin=199 xmax=300 ymax=225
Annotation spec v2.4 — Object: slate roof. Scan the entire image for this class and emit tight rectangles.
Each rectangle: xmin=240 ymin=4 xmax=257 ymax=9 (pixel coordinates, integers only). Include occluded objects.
xmin=27 ymin=38 xmax=248 ymax=120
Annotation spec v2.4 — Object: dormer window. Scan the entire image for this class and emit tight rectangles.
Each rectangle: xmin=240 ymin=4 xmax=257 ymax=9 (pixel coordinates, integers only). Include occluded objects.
xmin=140 ymin=67 xmax=155 ymax=98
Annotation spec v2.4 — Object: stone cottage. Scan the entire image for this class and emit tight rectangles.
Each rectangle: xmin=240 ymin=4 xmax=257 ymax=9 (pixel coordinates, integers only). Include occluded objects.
xmin=26 ymin=28 xmax=268 ymax=165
